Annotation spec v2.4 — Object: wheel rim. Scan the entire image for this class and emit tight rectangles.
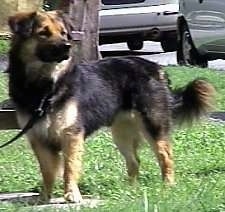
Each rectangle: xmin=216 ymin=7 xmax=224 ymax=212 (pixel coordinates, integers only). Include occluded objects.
xmin=182 ymin=31 xmax=192 ymax=64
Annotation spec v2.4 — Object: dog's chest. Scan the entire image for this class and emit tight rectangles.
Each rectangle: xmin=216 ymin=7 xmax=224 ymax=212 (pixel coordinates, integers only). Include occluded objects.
xmin=16 ymin=100 xmax=78 ymax=142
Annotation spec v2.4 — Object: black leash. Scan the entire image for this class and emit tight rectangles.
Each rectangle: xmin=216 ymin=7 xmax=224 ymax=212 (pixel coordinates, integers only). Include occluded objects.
xmin=0 ymin=94 xmax=51 ymax=149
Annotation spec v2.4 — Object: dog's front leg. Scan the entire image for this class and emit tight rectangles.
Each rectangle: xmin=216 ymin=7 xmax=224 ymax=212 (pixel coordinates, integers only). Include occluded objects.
xmin=62 ymin=129 xmax=84 ymax=202
xmin=29 ymin=139 xmax=61 ymax=202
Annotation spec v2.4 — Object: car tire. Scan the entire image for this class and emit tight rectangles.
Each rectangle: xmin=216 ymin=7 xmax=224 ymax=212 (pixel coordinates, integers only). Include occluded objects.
xmin=127 ymin=39 xmax=143 ymax=51
xmin=177 ymin=24 xmax=208 ymax=68
xmin=160 ymin=37 xmax=177 ymax=52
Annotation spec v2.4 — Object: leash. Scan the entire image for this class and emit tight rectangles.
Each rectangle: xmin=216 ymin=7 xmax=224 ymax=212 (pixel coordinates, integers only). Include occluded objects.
xmin=0 ymin=94 xmax=51 ymax=149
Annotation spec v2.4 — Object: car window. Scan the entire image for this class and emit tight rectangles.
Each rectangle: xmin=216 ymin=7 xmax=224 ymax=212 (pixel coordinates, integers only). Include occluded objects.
xmin=102 ymin=0 xmax=145 ymax=5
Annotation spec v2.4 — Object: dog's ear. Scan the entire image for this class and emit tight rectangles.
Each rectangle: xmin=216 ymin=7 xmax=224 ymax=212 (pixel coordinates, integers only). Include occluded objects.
xmin=8 ymin=12 xmax=37 ymax=37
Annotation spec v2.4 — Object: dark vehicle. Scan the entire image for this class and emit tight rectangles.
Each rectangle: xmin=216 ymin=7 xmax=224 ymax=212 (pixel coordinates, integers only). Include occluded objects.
xmin=177 ymin=0 xmax=225 ymax=67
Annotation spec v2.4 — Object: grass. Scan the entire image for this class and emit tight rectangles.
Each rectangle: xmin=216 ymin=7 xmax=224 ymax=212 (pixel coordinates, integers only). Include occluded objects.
xmin=166 ymin=66 xmax=225 ymax=110
xmin=0 ymin=62 xmax=225 ymax=211
xmin=0 ymin=40 xmax=9 ymax=56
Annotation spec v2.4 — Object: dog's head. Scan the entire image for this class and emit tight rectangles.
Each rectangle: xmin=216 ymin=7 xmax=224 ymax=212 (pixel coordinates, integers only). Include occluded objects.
xmin=8 ymin=11 xmax=72 ymax=63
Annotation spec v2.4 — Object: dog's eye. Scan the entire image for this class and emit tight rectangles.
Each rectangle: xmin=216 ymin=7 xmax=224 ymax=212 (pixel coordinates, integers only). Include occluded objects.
xmin=38 ymin=27 xmax=51 ymax=37
xmin=61 ymin=30 xmax=67 ymax=36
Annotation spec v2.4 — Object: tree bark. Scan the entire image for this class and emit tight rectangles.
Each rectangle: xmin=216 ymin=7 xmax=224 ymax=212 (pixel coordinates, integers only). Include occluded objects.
xmin=82 ymin=0 xmax=101 ymax=61
xmin=59 ymin=0 xmax=101 ymax=63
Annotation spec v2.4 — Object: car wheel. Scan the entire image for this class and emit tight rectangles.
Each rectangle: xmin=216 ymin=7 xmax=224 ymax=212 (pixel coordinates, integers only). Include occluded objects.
xmin=127 ymin=39 xmax=143 ymax=51
xmin=177 ymin=25 xmax=208 ymax=68
xmin=161 ymin=37 xmax=177 ymax=52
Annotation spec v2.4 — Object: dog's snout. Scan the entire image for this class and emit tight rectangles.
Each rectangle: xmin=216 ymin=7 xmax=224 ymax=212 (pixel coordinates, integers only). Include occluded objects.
xmin=36 ymin=41 xmax=71 ymax=63
xmin=61 ymin=42 xmax=71 ymax=51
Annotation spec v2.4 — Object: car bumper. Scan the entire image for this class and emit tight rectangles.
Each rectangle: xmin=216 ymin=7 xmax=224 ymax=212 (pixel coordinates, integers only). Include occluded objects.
xmin=99 ymin=4 xmax=178 ymax=35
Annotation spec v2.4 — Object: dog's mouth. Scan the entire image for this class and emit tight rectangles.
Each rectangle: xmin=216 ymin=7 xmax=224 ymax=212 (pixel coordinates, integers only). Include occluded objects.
xmin=36 ymin=42 xmax=71 ymax=63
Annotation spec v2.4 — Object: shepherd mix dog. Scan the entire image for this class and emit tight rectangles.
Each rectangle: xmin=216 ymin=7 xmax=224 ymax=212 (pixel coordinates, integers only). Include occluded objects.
xmin=7 ymin=10 xmax=215 ymax=202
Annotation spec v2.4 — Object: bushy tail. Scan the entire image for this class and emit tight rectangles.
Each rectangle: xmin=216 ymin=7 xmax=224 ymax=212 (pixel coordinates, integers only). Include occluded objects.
xmin=172 ymin=79 xmax=215 ymax=124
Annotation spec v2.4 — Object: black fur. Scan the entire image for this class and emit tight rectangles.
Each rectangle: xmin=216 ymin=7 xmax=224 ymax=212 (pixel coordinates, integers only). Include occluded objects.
xmin=8 ymin=44 xmax=54 ymax=113
xmin=9 ymin=55 xmax=171 ymax=139
xmin=9 ymin=54 xmax=214 ymax=140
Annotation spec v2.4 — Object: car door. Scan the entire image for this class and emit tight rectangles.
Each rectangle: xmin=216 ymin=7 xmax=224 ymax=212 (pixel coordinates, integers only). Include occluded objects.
xmin=100 ymin=0 xmax=177 ymax=33
xmin=181 ymin=0 xmax=225 ymax=53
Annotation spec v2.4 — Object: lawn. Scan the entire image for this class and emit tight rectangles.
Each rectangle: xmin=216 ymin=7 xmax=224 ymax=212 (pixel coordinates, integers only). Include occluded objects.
xmin=0 ymin=64 xmax=225 ymax=211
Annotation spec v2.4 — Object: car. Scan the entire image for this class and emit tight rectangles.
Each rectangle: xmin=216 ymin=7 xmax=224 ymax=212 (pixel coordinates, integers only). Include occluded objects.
xmin=99 ymin=0 xmax=179 ymax=52
xmin=177 ymin=0 xmax=225 ymax=67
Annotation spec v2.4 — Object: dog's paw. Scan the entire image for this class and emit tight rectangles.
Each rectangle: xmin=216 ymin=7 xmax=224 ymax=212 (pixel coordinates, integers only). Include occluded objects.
xmin=39 ymin=192 xmax=51 ymax=204
xmin=164 ymin=174 xmax=175 ymax=186
xmin=128 ymin=176 xmax=138 ymax=185
xmin=64 ymin=188 xmax=83 ymax=203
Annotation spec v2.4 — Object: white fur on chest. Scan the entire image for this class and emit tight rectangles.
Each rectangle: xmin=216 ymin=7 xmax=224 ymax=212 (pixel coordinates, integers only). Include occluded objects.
xmin=25 ymin=57 xmax=71 ymax=83
xmin=52 ymin=57 xmax=72 ymax=82
xmin=16 ymin=100 xmax=78 ymax=142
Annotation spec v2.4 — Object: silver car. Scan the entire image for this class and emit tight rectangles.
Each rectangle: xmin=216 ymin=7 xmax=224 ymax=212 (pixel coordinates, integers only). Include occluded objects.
xmin=100 ymin=0 xmax=178 ymax=52
xmin=177 ymin=0 xmax=225 ymax=67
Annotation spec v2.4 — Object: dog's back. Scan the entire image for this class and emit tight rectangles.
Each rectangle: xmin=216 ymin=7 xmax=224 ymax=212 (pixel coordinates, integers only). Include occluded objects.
xmin=51 ymin=56 xmax=170 ymax=137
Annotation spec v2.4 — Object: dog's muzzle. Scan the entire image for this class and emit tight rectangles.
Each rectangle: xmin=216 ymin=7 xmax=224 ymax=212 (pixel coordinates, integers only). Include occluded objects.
xmin=36 ymin=41 xmax=72 ymax=63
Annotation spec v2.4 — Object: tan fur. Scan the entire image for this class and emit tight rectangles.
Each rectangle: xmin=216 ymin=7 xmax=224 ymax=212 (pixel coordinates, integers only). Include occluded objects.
xmin=112 ymin=111 xmax=144 ymax=183
xmin=17 ymin=100 xmax=78 ymax=140
xmin=151 ymin=140 xmax=174 ymax=184
xmin=112 ymin=111 xmax=174 ymax=184
xmin=35 ymin=11 xmax=67 ymax=39
xmin=194 ymin=79 xmax=216 ymax=110
xmin=62 ymin=130 xmax=84 ymax=202
xmin=8 ymin=11 xmax=85 ymax=202
xmin=17 ymin=99 xmax=83 ymax=201
xmin=29 ymin=138 xmax=62 ymax=200
xmin=10 ymin=11 xmax=69 ymax=81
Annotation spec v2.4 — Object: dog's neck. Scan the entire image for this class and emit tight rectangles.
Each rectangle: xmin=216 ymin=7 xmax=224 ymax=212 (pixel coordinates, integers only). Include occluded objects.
xmin=9 ymin=41 xmax=72 ymax=83
xmin=24 ymin=57 xmax=72 ymax=83
xmin=52 ymin=57 xmax=72 ymax=82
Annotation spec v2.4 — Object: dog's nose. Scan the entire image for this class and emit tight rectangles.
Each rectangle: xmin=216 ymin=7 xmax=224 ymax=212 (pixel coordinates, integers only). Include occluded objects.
xmin=61 ymin=42 xmax=71 ymax=51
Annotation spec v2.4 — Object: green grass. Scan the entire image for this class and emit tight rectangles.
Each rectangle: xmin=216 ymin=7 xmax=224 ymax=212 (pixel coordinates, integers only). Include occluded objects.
xmin=0 ymin=65 xmax=225 ymax=211
xmin=166 ymin=65 xmax=225 ymax=110
xmin=0 ymin=40 xmax=9 ymax=56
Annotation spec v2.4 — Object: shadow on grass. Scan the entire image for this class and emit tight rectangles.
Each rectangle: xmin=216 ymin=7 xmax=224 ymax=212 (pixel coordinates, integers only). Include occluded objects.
xmin=188 ymin=167 xmax=225 ymax=177
xmin=0 ymin=192 xmax=40 ymax=205
xmin=0 ymin=192 xmax=103 ymax=210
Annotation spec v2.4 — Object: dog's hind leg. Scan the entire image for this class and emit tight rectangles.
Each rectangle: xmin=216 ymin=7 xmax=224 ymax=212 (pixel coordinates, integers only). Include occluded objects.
xmin=61 ymin=130 xmax=84 ymax=203
xmin=148 ymin=137 xmax=174 ymax=184
xmin=30 ymin=140 xmax=61 ymax=201
xmin=142 ymin=117 xmax=174 ymax=185
xmin=136 ymin=79 xmax=174 ymax=184
xmin=111 ymin=112 xmax=143 ymax=183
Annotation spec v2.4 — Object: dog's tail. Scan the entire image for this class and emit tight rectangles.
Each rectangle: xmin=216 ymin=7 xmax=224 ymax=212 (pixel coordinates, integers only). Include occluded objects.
xmin=171 ymin=79 xmax=215 ymax=124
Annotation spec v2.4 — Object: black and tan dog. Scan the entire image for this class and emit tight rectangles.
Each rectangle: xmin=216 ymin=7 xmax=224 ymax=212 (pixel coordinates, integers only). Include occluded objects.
xmin=7 ymin=11 xmax=215 ymax=202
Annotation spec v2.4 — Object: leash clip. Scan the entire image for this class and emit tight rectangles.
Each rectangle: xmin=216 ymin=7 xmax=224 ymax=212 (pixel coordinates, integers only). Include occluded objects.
xmin=35 ymin=107 xmax=44 ymax=117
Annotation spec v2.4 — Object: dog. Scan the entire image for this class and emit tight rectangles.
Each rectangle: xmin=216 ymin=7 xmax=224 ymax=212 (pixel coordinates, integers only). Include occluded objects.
xmin=7 ymin=10 xmax=215 ymax=202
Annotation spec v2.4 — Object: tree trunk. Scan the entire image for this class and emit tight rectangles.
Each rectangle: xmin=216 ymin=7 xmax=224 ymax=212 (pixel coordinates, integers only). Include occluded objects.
xmin=59 ymin=0 xmax=101 ymax=63
xmin=81 ymin=0 xmax=101 ymax=61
